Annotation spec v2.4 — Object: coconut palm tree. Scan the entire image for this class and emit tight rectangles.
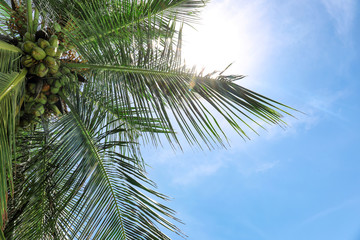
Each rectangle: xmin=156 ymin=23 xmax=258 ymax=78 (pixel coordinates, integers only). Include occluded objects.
xmin=0 ymin=0 xmax=294 ymax=239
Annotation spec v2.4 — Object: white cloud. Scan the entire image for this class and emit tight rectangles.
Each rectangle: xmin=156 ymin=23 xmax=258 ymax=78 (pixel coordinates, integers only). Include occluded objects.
xmin=301 ymin=198 xmax=359 ymax=225
xmin=172 ymin=161 xmax=224 ymax=185
xmin=321 ymin=0 xmax=356 ymax=36
xmin=255 ymin=160 xmax=280 ymax=173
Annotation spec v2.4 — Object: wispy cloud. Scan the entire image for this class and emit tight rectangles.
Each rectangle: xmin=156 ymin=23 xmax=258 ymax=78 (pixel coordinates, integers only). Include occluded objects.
xmin=301 ymin=198 xmax=359 ymax=225
xmin=173 ymin=161 xmax=223 ymax=185
xmin=321 ymin=0 xmax=356 ymax=36
xmin=255 ymin=160 xmax=280 ymax=173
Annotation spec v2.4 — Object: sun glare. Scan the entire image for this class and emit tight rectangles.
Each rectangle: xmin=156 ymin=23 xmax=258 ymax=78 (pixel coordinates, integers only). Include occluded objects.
xmin=182 ymin=1 xmax=271 ymax=78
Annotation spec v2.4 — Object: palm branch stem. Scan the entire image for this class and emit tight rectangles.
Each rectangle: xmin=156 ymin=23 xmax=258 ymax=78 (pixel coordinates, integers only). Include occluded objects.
xmin=26 ymin=0 xmax=33 ymax=34
xmin=66 ymin=62 xmax=189 ymax=77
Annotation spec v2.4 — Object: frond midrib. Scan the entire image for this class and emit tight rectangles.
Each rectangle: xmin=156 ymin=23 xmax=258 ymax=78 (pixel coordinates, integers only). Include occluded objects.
xmin=66 ymin=62 xmax=189 ymax=78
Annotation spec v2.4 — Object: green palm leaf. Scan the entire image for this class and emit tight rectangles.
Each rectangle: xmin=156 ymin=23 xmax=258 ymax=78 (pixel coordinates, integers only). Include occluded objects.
xmin=6 ymin=88 xmax=183 ymax=239
xmin=0 ymin=40 xmax=22 ymax=73
xmin=0 ymin=69 xmax=26 ymax=234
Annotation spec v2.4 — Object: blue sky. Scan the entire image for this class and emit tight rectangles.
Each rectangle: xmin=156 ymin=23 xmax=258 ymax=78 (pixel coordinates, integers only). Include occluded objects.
xmin=143 ymin=0 xmax=360 ymax=239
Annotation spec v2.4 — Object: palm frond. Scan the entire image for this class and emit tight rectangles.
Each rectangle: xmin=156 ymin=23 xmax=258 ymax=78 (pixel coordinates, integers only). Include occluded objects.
xmin=34 ymin=0 xmax=206 ymax=43
xmin=0 ymin=69 xmax=26 ymax=233
xmin=0 ymin=40 xmax=22 ymax=73
xmin=6 ymin=88 xmax=183 ymax=239
xmin=66 ymin=58 xmax=293 ymax=149
xmin=56 ymin=2 xmax=294 ymax=149
xmin=0 ymin=1 xmax=12 ymax=35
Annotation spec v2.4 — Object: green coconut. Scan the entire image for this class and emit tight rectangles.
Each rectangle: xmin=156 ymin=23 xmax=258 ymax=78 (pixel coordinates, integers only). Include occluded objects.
xmin=67 ymin=73 xmax=76 ymax=82
xmin=27 ymin=83 xmax=36 ymax=94
xmin=37 ymin=38 xmax=50 ymax=49
xmin=49 ymin=35 xmax=59 ymax=48
xmin=61 ymin=67 xmax=71 ymax=74
xmin=35 ymin=93 xmax=47 ymax=105
xmin=48 ymin=95 xmax=59 ymax=104
xmin=21 ymin=55 xmax=36 ymax=68
xmin=60 ymin=75 xmax=69 ymax=85
xmin=49 ymin=104 xmax=61 ymax=116
xmin=46 ymin=78 xmax=54 ymax=85
xmin=35 ymin=63 xmax=48 ymax=77
xmin=22 ymin=41 xmax=36 ymax=53
xmin=44 ymin=56 xmax=56 ymax=67
xmin=54 ymin=23 xmax=62 ymax=32
xmin=29 ymin=65 xmax=36 ymax=75
xmin=50 ymin=87 xmax=60 ymax=94
xmin=31 ymin=47 xmax=46 ymax=60
xmin=45 ymin=46 xmax=57 ymax=57
xmin=24 ymin=94 xmax=35 ymax=103
xmin=24 ymin=102 xmax=35 ymax=113
xmin=52 ymin=72 xmax=62 ymax=78
xmin=23 ymin=32 xmax=33 ymax=42
xmin=54 ymin=50 xmax=63 ymax=58
xmin=49 ymin=65 xmax=59 ymax=74
xmin=33 ymin=104 xmax=45 ymax=116
xmin=54 ymin=79 xmax=62 ymax=88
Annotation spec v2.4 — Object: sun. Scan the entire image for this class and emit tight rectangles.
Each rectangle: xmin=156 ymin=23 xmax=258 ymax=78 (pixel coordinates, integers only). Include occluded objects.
xmin=182 ymin=1 xmax=271 ymax=78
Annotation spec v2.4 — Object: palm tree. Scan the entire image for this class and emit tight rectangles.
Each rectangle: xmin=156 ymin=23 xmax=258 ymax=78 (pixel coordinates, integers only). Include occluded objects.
xmin=0 ymin=0 xmax=294 ymax=239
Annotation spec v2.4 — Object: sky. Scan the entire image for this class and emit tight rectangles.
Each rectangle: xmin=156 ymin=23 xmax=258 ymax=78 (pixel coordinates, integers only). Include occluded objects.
xmin=142 ymin=0 xmax=360 ymax=239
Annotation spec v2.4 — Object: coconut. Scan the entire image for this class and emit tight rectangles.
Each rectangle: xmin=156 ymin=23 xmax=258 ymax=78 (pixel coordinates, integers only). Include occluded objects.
xmin=35 ymin=93 xmax=47 ymax=105
xmin=61 ymin=67 xmax=71 ymax=75
xmin=45 ymin=46 xmax=57 ymax=57
xmin=31 ymin=47 xmax=46 ymax=60
xmin=22 ymin=41 xmax=36 ymax=53
xmin=52 ymin=72 xmax=62 ymax=78
xmin=24 ymin=102 xmax=35 ymax=113
xmin=54 ymin=23 xmax=62 ymax=32
xmin=50 ymin=87 xmax=60 ymax=94
xmin=49 ymin=65 xmax=59 ymax=74
xmin=49 ymin=35 xmax=59 ymax=48
xmin=29 ymin=65 xmax=37 ymax=75
xmin=24 ymin=94 xmax=35 ymax=102
xmin=41 ymin=84 xmax=51 ymax=92
xmin=44 ymin=56 xmax=56 ymax=67
xmin=27 ymin=83 xmax=36 ymax=94
xmin=23 ymin=32 xmax=33 ymax=42
xmin=33 ymin=104 xmax=45 ymax=116
xmin=46 ymin=79 xmax=54 ymax=85
xmin=35 ymin=63 xmax=48 ymax=77
xmin=60 ymin=75 xmax=69 ymax=85
xmin=49 ymin=104 xmax=61 ymax=115
xmin=48 ymin=95 xmax=59 ymax=104
xmin=37 ymin=38 xmax=50 ymax=49
xmin=54 ymin=80 xmax=62 ymax=88
xmin=21 ymin=55 xmax=36 ymax=68
xmin=67 ymin=73 xmax=76 ymax=82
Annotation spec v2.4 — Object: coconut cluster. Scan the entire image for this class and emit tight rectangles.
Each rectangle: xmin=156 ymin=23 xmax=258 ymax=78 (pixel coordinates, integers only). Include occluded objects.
xmin=19 ymin=31 xmax=76 ymax=129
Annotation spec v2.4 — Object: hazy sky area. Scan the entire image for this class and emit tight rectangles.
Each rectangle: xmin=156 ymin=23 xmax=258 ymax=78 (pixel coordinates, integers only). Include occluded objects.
xmin=142 ymin=0 xmax=360 ymax=239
